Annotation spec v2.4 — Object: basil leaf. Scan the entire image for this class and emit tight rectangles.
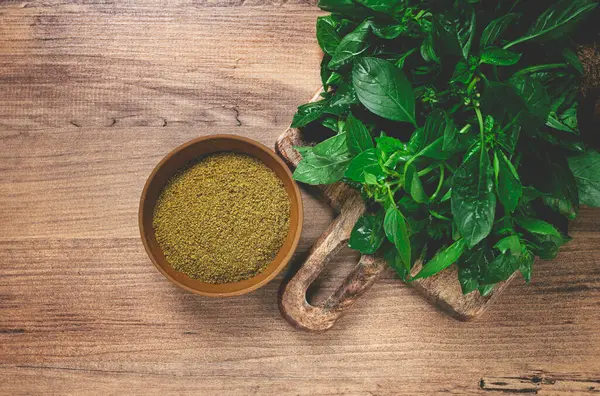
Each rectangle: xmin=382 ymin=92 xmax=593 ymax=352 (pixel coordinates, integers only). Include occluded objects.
xmin=435 ymin=8 xmax=476 ymax=59
xmin=405 ymin=164 xmax=428 ymax=204
xmin=293 ymin=134 xmax=352 ymax=185
xmin=523 ymin=150 xmax=579 ymax=219
xmin=442 ymin=120 xmax=464 ymax=152
xmin=480 ymin=13 xmax=521 ymax=49
xmin=291 ymin=101 xmax=326 ymax=128
xmin=481 ymin=252 xmax=520 ymax=285
xmin=452 ymin=59 xmax=474 ymax=84
xmin=412 ymin=239 xmax=466 ymax=280
xmin=372 ymin=21 xmax=406 ymax=39
xmin=479 ymin=284 xmax=495 ymax=296
xmin=384 ymin=242 xmax=408 ymax=280
xmin=493 ymin=151 xmax=522 ymax=213
xmin=317 ymin=16 xmax=342 ymax=55
xmin=452 ymin=151 xmax=496 ymax=248
xmin=568 ymin=150 xmax=600 ymax=207
xmin=321 ymin=55 xmax=334 ymax=90
xmin=293 ymin=152 xmax=351 ymax=185
xmin=495 ymin=235 xmax=522 ymax=256
xmin=422 ymin=109 xmax=447 ymax=147
xmin=562 ymin=48 xmax=584 ymax=75
xmin=420 ymin=32 xmax=440 ymax=64
xmin=346 ymin=112 xmax=374 ymax=154
xmin=376 ymin=135 xmax=405 ymax=157
xmin=519 ymin=250 xmax=535 ymax=284
xmin=329 ymin=20 xmax=372 ymax=70
xmin=353 ymin=57 xmax=416 ymax=125
xmin=326 ymin=82 xmax=360 ymax=116
xmin=415 ymin=138 xmax=450 ymax=161
xmin=458 ymin=265 xmax=479 ymax=294
xmin=384 ymin=207 xmax=412 ymax=271
xmin=547 ymin=113 xmax=578 ymax=134
xmin=516 ymin=216 xmax=562 ymax=240
xmin=355 ymin=0 xmax=403 ymax=14
xmin=458 ymin=244 xmax=494 ymax=294
xmin=511 ymin=76 xmax=551 ymax=130
xmin=349 ymin=211 xmax=386 ymax=254
xmin=504 ymin=0 xmax=598 ymax=48
xmin=480 ymin=47 xmax=522 ymax=66
xmin=294 ymin=146 xmax=313 ymax=157
xmin=318 ymin=0 xmax=367 ymax=17
xmin=344 ymin=148 xmax=383 ymax=183
xmin=313 ymin=132 xmax=350 ymax=158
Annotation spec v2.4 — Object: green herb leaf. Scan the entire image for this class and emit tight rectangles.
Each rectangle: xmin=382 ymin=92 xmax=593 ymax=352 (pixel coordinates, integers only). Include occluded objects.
xmin=291 ymin=101 xmax=326 ymax=128
xmin=372 ymin=21 xmax=406 ymax=39
xmin=493 ymin=151 xmax=522 ymax=213
xmin=435 ymin=9 xmax=476 ymax=59
xmin=346 ymin=112 xmax=374 ymax=154
xmin=504 ymin=0 xmax=598 ymax=49
xmin=329 ymin=20 xmax=372 ymax=70
xmin=481 ymin=252 xmax=520 ymax=284
xmin=452 ymin=151 xmax=496 ymax=248
xmin=480 ymin=13 xmax=521 ymax=49
xmin=495 ymin=235 xmax=522 ymax=257
xmin=568 ymin=150 xmax=600 ymax=207
xmin=519 ymin=250 xmax=535 ymax=284
xmin=562 ymin=48 xmax=584 ymax=75
xmin=355 ymin=0 xmax=403 ymax=14
xmin=317 ymin=16 xmax=342 ymax=55
xmin=412 ymin=239 xmax=466 ymax=280
xmin=384 ymin=207 xmax=412 ymax=271
xmin=516 ymin=216 xmax=562 ymax=240
xmin=293 ymin=134 xmax=351 ymax=185
xmin=384 ymin=242 xmax=408 ymax=280
xmin=547 ymin=113 xmax=578 ymax=134
xmin=405 ymin=164 xmax=428 ymax=204
xmin=479 ymin=284 xmax=495 ymax=296
xmin=318 ymin=0 xmax=364 ymax=15
xmin=293 ymin=152 xmax=351 ymax=185
xmin=344 ymin=148 xmax=383 ymax=183
xmin=452 ymin=59 xmax=475 ymax=84
xmin=353 ymin=57 xmax=416 ymax=125
xmin=511 ymin=76 xmax=551 ymax=130
xmin=376 ymin=135 xmax=405 ymax=157
xmin=349 ymin=211 xmax=385 ymax=254
xmin=480 ymin=47 xmax=522 ymax=66
xmin=313 ymin=132 xmax=350 ymax=157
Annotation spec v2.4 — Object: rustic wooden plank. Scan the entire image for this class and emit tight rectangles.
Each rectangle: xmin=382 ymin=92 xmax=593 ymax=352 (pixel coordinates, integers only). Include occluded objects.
xmin=0 ymin=126 xmax=336 ymax=241
xmin=1 ymin=0 xmax=599 ymax=394
xmin=481 ymin=372 xmax=600 ymax=394
xmin=0 ymin=235 xmax=599 ymax=394
xmin=0 ymin=2 xmax=323 ymax=132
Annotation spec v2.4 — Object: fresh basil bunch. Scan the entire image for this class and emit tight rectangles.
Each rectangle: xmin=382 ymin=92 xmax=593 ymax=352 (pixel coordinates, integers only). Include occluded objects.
xmin=292 ymin=0 xmax=600 ymax=295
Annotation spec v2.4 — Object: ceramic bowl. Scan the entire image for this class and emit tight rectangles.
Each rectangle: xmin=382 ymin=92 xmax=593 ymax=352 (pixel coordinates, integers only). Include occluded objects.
xmin=139 ymin=135 xmax=303 ymax=297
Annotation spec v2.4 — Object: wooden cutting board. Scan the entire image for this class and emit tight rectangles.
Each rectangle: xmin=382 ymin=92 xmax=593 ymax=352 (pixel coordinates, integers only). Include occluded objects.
xmin=275 ymin=91 xmax=515 ymax=332
xmin=276 ymin=67 xmax=600 ymax=331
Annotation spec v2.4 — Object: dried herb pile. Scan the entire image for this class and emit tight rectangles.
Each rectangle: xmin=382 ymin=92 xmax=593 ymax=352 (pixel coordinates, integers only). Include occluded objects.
xmin=292 ymin=0 xmax=600 ymax=295
xmin=154 ymin=153 xmax=290 ymax=284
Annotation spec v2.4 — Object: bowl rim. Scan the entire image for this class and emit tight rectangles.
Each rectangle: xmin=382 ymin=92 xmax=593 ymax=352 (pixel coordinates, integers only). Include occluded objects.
xmin=138 ymin=134 xmax=303 ymax=297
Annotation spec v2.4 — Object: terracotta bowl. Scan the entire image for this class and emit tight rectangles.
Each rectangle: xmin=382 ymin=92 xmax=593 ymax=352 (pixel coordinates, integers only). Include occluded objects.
xmin=139 ymin=135 xmax=303 ymax=297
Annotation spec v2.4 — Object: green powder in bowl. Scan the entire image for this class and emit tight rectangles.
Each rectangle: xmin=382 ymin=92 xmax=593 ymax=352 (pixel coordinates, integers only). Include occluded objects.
xmin=152 ymin=152 xmax=291 ymax=284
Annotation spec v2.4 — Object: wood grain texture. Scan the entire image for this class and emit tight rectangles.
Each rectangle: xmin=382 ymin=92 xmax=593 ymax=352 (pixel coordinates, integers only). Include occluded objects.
xmin=0 ymin=1 xmax=599 ymax=395
xmin=480 ymin=372 xmax=600 ymax=394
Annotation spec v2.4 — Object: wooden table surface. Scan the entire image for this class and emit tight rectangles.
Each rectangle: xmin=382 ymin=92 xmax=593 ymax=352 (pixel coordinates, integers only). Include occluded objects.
xmin=1 ymin=1 xmax=599 ymax=395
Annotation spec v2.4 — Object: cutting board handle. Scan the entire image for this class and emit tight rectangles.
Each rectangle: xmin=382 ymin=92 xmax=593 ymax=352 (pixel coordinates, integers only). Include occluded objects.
xmin=279 ymin=192 xmax=388 ymax=332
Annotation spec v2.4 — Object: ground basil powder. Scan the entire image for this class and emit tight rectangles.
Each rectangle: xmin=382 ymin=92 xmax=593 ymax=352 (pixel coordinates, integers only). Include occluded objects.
xmin=153 ymin=152 xmax=291 ymax=284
